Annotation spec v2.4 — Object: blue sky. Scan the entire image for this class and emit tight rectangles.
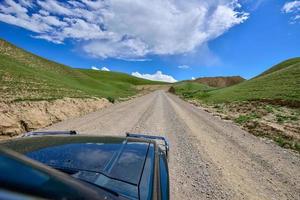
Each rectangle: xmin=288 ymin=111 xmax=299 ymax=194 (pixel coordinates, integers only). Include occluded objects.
xmin=0 ymin=0 xmax=299 ymax=82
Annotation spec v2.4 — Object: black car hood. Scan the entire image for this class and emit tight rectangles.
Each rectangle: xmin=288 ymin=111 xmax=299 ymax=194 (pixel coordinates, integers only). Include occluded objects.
xmin=0 ymin=135 xmax=155 ymax=199
xmin=0 ymin=136 xmax=153 ymax=199
xmin=27 ymin=140 xmax=149 ymax=185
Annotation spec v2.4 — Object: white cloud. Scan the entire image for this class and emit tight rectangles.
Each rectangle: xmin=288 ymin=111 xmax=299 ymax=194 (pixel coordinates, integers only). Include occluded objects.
xmin=282 ymin=1 xmax=300 ymax=13
xmin=101 ymin=67 xmax=110 ymax=71
xmin=295 ymin=15 xmax=300 ymax=20
xmin=132 ymin=71 xmax=177 ymax=83
xmin=191 ymin=77 xmax=196 ymax=80
xmin=178 ymin=65 xmax=190 ymax=69
xmin=282 ymin=1 xmax=300 ymax=23
xmin=91 ymin=66 xmax=110 ymax=71
xmin=0 ymin=0 xmax=249 ymax=60
xmin=91 ymin=66 xmax=100 ymax=70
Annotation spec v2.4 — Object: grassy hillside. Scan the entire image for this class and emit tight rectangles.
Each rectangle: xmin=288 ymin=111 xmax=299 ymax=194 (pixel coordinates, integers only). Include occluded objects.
xmin=172 ymin=58 xmax=300 ymax=104
xmin=0 ymin=39 xmax=164 ymax=102
xmin=257 ymin=58 xmax=300 ymax=77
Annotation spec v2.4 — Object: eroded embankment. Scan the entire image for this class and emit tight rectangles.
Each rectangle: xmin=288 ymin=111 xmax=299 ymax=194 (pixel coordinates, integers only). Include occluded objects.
xmin=0 ymin=98 xmax=111 ymax=137
xmin=187 ymin=99 xmax=300 ymax=152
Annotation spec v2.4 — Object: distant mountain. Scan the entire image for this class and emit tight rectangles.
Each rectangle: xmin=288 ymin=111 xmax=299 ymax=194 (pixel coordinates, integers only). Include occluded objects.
xmin=192 ymin=76 xmax=245 ymax=88
xmin=0 ymin=39 xmax=164 ymax=102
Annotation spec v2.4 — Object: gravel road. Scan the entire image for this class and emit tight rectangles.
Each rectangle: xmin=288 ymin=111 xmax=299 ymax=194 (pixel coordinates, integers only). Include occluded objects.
xmin=45 ymin=90 xmax=300 ymax=200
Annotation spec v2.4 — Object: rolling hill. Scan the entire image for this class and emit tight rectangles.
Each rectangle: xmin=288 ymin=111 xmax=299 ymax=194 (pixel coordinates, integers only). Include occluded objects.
xmin=172 ymin=58 xmax=300 ymax=104
xmin=0 ymin=39 xmax=164 ymax=102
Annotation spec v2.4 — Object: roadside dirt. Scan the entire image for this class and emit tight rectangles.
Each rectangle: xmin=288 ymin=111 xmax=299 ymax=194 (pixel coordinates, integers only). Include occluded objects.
xmin=0 ymin=97 xmax=111 ymax=137
xmin=43 ymin=90 xmax=300 ymax=200
xmin=188 ymin=100 xmax=300 ymax=151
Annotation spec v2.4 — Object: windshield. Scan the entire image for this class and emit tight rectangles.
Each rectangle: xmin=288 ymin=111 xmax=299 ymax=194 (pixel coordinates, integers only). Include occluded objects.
xmin=27 ymin=143 xmax=118 ymax=172
xmin=0 ymin=151 xmax=113 ymax=200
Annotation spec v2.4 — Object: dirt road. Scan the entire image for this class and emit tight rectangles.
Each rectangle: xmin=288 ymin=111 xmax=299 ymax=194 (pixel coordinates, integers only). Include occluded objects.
xmin=45 ymin=90 xmax=300 ymax=200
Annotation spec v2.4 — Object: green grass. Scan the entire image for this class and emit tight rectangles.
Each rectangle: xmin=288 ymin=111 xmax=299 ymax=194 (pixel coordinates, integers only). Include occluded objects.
xmin=234 ymin=113 xmax=260 ymax=124
xmin=172 ymin=57 xmax=300 ymax=104
xmin=274 ymin=136 xmax=300 ymax=152
xmin=171 ymin=82 xmax=215 ymax=99
xmin=0 ymin=39 xmax=165 ymax=102
xmin=257 ymin=58 xmax=300 ymax=77
xmin=275 ymin=114 xmax=298 ymax=123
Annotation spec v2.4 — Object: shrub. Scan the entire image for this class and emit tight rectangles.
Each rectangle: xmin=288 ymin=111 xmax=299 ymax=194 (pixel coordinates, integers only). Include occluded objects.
xmin=168 ymin=86 xmax=176 ymax=94
xmin=107 ymin=96 xmax=115 ymax=103
xmin=264 ymin=105 xmax=274 ymax=113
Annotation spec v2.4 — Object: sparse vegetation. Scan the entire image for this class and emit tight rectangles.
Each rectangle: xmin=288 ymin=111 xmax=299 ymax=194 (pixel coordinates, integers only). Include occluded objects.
xmin=106 ymin=96 xmax=115 ymax=104
xmin=264 ymin=105 xmax=274 ymax=113
xmin=276 ymin=114 xmax=298 ymax=123
xmin=274 ymin=136 xmax=300 ymax=152
xmin=204 ymin=101 xmax=300 ymax=153
xmin=234 ymin=113 xmax=260 ymax=124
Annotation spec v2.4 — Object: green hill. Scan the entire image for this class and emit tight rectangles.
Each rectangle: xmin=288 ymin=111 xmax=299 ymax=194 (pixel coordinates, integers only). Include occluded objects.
xmin=0 ymin=39 xmax=164 ymax=102
xmin=257 ymin=58 xmax=300 ymax=77
xmin=172 ymin=58 xmax=300 ymax=104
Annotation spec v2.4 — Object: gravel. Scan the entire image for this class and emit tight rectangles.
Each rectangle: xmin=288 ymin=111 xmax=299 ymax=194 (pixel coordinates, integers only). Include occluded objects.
xmin=45 ymin=90 xmax=300 ymax=200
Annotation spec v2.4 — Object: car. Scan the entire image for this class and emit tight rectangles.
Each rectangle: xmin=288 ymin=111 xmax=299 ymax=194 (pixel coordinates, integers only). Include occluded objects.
xmin=0 ymin=131 xmax=170 ymax=200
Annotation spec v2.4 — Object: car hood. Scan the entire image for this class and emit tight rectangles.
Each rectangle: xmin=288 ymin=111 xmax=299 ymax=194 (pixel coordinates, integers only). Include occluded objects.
xmin=1 ymin=136 xmax=151 ymax=185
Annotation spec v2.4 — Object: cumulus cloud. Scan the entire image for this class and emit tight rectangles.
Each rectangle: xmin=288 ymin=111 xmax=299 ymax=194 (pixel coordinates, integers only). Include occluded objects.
xmin=132 ymin=71 xmax=177 ymax=83
xmin=282 ymin=1 xmax=300 ymax=13
xmin=191 ymin=77 xmax=196 ymax=80
xmin=101 ymin=67 xmax=110 ymax=71
xmin=178 ymin=65 xmax=190 ymax=69
xmin=91 ymin=66 xmax=100 ymax=70
xmin=0 ymin=0 xmax=249 ymax=59
xmin=282 ymin=1 xmax=300 ymax=23
xmin=91 ymin=66 xmax=110 ymax=71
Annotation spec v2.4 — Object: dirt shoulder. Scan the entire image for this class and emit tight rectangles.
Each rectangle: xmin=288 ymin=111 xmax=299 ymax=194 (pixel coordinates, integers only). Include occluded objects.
xmin=0 ymin=97 xmax=111 ymax=138
xmin=187 ymin=99 xmax=300 ymax=152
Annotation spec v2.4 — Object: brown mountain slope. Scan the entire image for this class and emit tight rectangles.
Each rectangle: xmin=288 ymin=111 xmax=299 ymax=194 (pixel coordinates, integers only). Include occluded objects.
xmin=193 ymin=76 xmax=245 ymax=87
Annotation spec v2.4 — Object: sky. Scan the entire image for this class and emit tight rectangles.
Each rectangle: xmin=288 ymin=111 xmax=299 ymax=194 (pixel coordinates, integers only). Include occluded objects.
xmin=0 ymin=0 xmax=299 ymax=82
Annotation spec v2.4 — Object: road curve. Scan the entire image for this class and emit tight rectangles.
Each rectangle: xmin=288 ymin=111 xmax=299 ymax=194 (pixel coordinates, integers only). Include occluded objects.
xmin=44 ymin=90 xmax=300 ymax=200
